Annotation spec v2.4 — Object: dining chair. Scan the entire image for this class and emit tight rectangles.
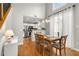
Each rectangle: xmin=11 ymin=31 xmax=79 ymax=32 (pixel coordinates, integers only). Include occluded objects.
xmin=35 ymin=33 xmax=45 ymax=54
xmin=39 ymin=35 xmax=50 ymax=56
xmin=52 ymin=35 xmax=68 ymax=56
xmin=35 ymin=33 xmax=41 ymax=53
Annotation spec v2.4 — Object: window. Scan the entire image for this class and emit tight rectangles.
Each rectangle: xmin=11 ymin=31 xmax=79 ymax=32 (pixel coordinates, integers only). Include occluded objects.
xmin=52 ymin=12 xmax=63 ymax=37
xmin=52 ymin=3 xmax=66 ymax=11
xmin=50 ymin=5 xmax=74 ymax=48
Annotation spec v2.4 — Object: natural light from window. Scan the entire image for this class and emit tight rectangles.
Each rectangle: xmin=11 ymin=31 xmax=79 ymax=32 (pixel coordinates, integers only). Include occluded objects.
xmin=52 ymin=3 xmax=66 ymax=11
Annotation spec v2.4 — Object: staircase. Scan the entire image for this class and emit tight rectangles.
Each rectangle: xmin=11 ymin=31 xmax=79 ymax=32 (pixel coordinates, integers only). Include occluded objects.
xmin=0 ymin=3 xmax=11 ymax=29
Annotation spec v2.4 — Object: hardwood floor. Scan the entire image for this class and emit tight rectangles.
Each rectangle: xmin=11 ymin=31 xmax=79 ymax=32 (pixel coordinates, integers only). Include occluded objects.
xmin=18 ymin=37 xmax=41 ymax=56
xmin=18 ymin=37 xmax=79 ymax=56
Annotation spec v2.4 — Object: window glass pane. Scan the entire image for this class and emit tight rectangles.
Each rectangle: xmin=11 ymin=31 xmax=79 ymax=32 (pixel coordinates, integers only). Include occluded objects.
xmin=52 ymin=3 xmax=66 ymax=11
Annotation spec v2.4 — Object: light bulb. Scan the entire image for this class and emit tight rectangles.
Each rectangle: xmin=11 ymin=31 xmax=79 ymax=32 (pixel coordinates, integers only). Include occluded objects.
xmin=42 ymin=20 xmax=45 ymax=23
xmin=45 ymin=19 xmax=48 ymax=23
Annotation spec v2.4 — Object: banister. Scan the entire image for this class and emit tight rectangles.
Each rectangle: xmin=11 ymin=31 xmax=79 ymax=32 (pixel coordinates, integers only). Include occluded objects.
xmin=0 ymin=3 xmax=12 ymax=29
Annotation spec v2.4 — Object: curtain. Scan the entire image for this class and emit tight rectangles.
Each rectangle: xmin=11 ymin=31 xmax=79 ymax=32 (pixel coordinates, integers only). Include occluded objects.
xmin=50 ymin=6 xmax=74 ymax=48
xmin=50 ymin=12 xmax=63 ymax=37
xmin=63 ymin=7 xmax=73 ymax=48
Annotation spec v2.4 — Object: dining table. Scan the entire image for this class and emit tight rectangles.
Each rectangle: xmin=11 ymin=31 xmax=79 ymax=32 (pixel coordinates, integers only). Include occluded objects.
xmin=44 ymin=35 xmax=61 ymax=56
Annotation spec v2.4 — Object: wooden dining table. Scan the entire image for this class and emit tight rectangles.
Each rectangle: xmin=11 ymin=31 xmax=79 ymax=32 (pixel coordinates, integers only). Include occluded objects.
xmin=44 ymin=35 xmax=61 ymax=56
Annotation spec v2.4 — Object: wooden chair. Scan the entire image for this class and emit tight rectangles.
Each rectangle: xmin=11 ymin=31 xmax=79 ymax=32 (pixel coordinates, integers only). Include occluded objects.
xmin=35 ymin=33 xmax=45 ymax=54
xmin=39 ymin=35 xmax=50 ymax=56
xmin=52 ymin=35 xmax=68 ymax=56
xmin=35 ymin=33 xmax=41 ymax=53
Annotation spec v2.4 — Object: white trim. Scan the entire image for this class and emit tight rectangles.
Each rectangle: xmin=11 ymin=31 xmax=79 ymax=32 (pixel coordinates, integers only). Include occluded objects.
xmin=71 ymin=48 xmax=79 ymax=51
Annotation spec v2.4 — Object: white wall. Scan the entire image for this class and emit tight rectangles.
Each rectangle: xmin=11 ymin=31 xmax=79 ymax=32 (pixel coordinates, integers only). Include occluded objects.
xmin=11 ymin=3 xmax=46 ymax=39
xmin=45 ymin=3 xmax=52 ymax=35
xmin=0 ymin=7 xmax=13 ymax=39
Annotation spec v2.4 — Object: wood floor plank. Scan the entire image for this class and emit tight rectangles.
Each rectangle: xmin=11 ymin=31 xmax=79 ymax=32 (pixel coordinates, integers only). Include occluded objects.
xmin=18 ymin=37 xmax=79 ymax=56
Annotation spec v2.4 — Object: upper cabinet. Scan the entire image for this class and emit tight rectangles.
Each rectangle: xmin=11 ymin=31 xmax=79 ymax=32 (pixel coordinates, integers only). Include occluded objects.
xmin=0 ymin=3 xmax=11 ymax=28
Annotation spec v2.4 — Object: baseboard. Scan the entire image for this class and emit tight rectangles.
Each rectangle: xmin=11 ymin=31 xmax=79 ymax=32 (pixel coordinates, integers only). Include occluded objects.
xmin=66 ymin=46 xmax=79 ymax=51
xmin=18 ymin=38 xmax=24 ymax=45
xmin=67 ymin=47 xmax=79 ymax=51
xmin=71 ymin=48 xmax=79 ymax=51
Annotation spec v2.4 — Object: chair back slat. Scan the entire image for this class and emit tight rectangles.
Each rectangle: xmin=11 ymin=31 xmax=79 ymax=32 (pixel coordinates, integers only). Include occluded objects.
xmin=60 ymin=35 xmax=68 ymax=48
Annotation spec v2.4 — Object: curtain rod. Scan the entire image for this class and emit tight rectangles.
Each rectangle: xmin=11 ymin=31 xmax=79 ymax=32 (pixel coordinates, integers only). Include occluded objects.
xmin=48 ymin=4 xmax=75 ymax=17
